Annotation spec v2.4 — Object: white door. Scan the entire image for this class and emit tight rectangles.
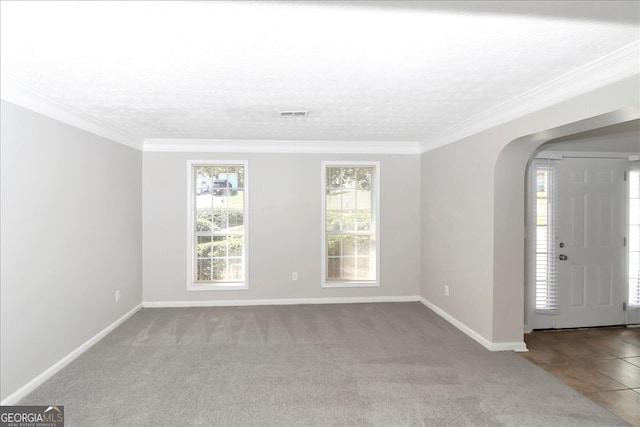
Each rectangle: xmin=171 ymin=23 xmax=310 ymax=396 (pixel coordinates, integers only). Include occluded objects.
xmin=554 ymin=158 xmax=626 ymax=328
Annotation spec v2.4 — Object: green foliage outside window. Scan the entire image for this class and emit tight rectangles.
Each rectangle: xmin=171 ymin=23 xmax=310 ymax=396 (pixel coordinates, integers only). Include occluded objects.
xmin=196 ymin=209 xmax=244 ymax=232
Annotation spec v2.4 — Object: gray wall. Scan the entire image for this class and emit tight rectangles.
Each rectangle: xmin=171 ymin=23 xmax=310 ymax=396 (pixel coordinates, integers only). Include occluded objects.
xmin=420 ymin=76 xmax=639 ymax=345
xmin=421 ymin=137 xmax=498 ymax=340
xmin=143 ymin=152 xmax=421 ymax=302
xmin=0 ymin=101 xmax=142 ymax=401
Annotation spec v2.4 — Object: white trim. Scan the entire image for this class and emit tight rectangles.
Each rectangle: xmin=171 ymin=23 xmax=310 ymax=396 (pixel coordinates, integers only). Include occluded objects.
xmin=321 ymin=161 xmax=381 ymax=288
xmin=322 ymin=281 xmax=379 ymax=288
xmin=144 ymin=139 xmax=421 ymax=154
xmin=0 ymin=304 xmax=142 ymax=405
xmin=420 ymin=41 xmax=640 ymax=153
xmin=525 ymin=162 xmax=536 ymax=331
xmin=537 ymin=151 xmax=637 ymax=159
xmin=419 ymin=297 xmax=528 ymax=352
xmin=627 ymin=169 xmax=640 ymax=318
xmin=491 ymin=341 xmax=529 ymax=352
xmin=535 ymin=152 xmax=565 ymax=160
xmin=186 ymin=284 xmax=249 ymax=291
xmin=0 ymin=75 xmax=143 ymax=150
xmin=186 ymin=160 xmax=249 ymax=291
xmin=142 ymin=295 xmax=420 ymax=308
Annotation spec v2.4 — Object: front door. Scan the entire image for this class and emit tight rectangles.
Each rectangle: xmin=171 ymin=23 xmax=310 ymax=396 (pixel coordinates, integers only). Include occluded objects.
xmin=554 ymin=158 xmax=626 ymax=328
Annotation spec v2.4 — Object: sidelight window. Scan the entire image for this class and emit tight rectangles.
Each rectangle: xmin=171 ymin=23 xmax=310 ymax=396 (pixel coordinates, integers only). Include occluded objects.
xmin=533 ymin=160 xmax=558 ymax=311
xmin=629 ymin=170 xmax=640 ymax=306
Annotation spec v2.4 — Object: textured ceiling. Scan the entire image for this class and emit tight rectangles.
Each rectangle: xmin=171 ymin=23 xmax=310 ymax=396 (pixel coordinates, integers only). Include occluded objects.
xmin=1 ymin=1 xmax=639 ymax=149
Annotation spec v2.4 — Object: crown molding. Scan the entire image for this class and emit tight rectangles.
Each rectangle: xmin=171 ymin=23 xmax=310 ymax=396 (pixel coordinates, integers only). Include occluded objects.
xmin=3 ymin=40 xmax=637 ymax=155
xmin=143 ymin=138 xmax=422 ymax=154
xmin=0 ymin=75 xmax=143 ymax=150
xmin=420 ymin=40 xmax=640 ymax=153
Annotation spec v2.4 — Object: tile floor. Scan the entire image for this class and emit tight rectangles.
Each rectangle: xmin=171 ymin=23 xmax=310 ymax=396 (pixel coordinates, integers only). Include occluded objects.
xmin=522 ymin=327 xmax=640 ymax=426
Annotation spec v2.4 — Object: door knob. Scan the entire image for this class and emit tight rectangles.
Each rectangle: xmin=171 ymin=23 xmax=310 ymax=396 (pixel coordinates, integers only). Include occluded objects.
xmin=559 ymin=254 xmax=568 ymax=261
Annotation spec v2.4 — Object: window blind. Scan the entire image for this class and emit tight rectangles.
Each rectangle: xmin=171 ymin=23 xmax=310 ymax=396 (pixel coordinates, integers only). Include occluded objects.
xmin=534 ymin=159 xmax=558 ymax=311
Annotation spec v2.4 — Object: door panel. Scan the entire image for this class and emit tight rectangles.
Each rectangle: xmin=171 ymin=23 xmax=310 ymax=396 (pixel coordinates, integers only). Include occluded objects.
xmin=555 ymin=158 xmax=626 ymax=328
xmin=568 ymin=265 xmax=584 ymax=307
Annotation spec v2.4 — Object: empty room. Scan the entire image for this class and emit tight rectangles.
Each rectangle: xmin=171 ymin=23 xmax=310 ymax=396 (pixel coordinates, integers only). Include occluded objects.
xmin=1 ymin=1 xmax=639 ymax=426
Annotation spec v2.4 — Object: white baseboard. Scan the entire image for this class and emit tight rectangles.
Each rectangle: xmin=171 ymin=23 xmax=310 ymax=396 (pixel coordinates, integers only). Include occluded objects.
xmin=492 ymin=341 xmax=528 ymax=352
xmin=142 ymin=295 xmax=421 ymax=308
xmin=419 ymin=297 xmax=528 ymax=352
xmin=1 ymin=304 xmax=142 ymax=405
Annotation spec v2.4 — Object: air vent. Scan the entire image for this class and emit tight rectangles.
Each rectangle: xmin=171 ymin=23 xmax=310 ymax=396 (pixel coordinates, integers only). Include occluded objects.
xmin=280 ymin=111 xmax=309 ymax=117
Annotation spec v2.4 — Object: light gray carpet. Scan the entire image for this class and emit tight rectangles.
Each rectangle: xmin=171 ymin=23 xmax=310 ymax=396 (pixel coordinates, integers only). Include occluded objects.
xmin=20 ymin=303 xmax=629 ymax=426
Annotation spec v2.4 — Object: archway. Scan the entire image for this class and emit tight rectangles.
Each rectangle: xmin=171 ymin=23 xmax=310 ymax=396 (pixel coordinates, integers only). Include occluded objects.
xmin=492 ymin=106 xmax=639 ymax=346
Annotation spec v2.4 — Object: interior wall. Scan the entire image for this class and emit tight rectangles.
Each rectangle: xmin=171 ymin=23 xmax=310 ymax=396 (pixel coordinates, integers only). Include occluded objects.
xmin=142 ymin=152 xmax=421 ymax=303
xmin=420 ymin=138 xmax=497 ymax=340
xmin=421 ymin=75 xmax=639 ymax=346
xmin=0 ymin=101 xmax=142 ymax=401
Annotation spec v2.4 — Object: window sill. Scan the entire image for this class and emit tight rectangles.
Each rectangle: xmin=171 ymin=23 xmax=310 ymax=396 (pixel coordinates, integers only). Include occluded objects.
xmin=322 ymin=281 xmax=379 ymax=288
xmin=188 ymin=283 xmax=248 ymax=291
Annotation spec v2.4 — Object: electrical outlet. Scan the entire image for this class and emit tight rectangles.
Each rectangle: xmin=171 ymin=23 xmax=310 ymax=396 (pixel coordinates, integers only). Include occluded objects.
xmin=115 ymin=290 xmax=120 ymax=302
xmin=444 ymin=285 xmax=449 ymax=296
xmin=292 ymin=272 xmax=298 ymax=281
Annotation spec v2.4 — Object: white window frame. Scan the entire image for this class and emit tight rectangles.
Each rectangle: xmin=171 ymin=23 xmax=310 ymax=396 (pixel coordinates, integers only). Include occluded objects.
xmin=187 ymin=160 xmax=249 ymax=291
xmin=628 ymin=167 xmax=640 ymax=307
xmin=321 ymin=161 xmax=380 ymax=288
xmin=530 ymin=158 xmax=558 ymax=313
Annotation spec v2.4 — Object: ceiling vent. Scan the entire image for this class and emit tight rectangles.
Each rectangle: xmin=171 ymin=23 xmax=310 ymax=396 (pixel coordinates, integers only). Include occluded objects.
xmin=280 ymin=111 xmax=309 ymax=117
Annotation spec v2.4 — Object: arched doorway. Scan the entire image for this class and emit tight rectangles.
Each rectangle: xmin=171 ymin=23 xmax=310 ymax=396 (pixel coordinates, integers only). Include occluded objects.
xmin=525 ymin=121 xmax=639 ymax=330
xmin=492 ymin=106 xmax=639 ymax=345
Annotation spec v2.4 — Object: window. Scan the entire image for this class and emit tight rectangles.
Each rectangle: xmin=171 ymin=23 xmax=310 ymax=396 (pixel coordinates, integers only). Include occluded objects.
xmin=533 ymin=160 xmax=558 ymax=311
xmin=322 ymin=162 xmax=379 ymax=287
xmin=187 ymin=161 xmax=248 ymax=290
xmin=629 ymin=169 xmax=640 ymax=306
